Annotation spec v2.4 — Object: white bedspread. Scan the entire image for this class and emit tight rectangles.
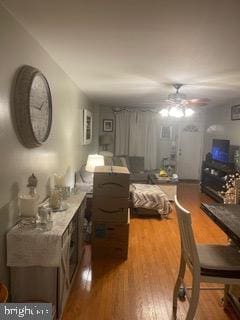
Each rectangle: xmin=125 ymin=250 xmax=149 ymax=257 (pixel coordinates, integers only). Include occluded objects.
xmin=131 ymin=183 xmax=172 ymax=216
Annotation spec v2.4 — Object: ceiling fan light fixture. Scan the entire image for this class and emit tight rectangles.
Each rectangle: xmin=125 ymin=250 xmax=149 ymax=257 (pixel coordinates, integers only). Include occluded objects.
xmin=159 ymin=108 xmax=169 ymax=117
xmin=185 ymin=108 xmax=195 ymax=117
xmin=159 ymin=83 xmax=204 ymax=118
xmin=168 ymin=92 xmax=187 ymax=103
xmin=159 ymin=105 xmax=194 ymax=118
xmin=169 ymin=106 xmax=184 ymax=118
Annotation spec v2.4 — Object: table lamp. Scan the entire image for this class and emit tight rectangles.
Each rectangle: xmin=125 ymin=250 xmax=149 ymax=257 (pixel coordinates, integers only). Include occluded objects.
xmin=99 ymin=134 xmax=113 ymax=151
xmin=85 ymin=154 xmax=104 ymax=172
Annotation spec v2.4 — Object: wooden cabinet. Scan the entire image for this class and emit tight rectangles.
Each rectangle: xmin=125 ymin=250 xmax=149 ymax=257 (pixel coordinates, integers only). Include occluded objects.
xmin=8 ymin=194 xmax=86 ymax=319
xmin=58 ymin=213 xmax=79 ymax=316
xmin=78 ymin=198 xmax=86 ymax=259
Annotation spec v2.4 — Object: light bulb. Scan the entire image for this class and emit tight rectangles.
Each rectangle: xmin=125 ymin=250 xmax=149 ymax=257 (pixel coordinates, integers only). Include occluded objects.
xmin=185 ymin=108 xmax=194 ymax=117
xmin=169 ymin=107 xmax=184 ymax=118
xmin=159 ymin=108 xmax=169 ymax=117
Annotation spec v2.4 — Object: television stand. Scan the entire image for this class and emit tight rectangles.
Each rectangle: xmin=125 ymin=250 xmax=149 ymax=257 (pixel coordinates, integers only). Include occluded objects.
xmin=201 ymin=161 xmax=235 ymax=202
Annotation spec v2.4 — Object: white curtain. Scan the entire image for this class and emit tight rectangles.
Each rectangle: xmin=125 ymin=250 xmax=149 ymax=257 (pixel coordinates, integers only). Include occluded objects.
xmin=115 ymin=111 xmax=130 ymax=155
xmin=115 ymin=110 xmax=158 ymax=170
xmin=144 ymin=113 xmax=158 ymax=170
xmin=129 ymin=112 xmax=140 ymax=156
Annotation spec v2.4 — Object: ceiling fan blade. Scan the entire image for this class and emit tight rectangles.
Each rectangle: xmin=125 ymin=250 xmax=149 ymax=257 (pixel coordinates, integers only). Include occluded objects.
xmin=186 ymin=102 xmax=209 ymax=107
xmin=163 ymin=84 xmax=210 ymax=109
xmin=165 ymin=99 xmax=176 ymax=104
xmin=186 ymin=98 xmax=210 ymax=107
xmin=188 ymin=98 xmax=210 ymax=104
xmin=191 ymin=103 xmax=209 ymax=107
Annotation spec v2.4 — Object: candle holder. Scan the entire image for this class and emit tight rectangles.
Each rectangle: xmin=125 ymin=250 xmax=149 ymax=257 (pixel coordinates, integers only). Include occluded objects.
xmin=49 ymin=189 xmax=62 ymax=210
xmin=36 ymin=206 xmax=53 ymax=231
xmin=27 ymin=173 xmax=38 ymax=197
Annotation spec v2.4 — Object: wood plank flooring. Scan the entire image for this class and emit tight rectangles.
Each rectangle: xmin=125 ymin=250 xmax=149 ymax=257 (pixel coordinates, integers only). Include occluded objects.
xmin=62 ymin=183 xmax=238 ymax=320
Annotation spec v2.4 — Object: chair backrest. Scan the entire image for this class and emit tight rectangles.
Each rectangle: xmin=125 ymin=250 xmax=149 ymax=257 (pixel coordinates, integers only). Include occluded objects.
xmin=174 ymin=196 xmax=200 ymax=272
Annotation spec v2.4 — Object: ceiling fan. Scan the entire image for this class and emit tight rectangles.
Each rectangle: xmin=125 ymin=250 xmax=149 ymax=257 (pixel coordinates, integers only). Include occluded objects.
xmin=167 ymin=84 xmax=210 ymax=106
xmin=160 ymin=84 xmax=210 ymax=118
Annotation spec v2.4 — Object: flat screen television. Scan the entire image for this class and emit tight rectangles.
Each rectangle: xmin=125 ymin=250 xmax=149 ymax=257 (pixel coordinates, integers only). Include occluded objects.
xmin=211 ymin=139 xmax=230 ymax=163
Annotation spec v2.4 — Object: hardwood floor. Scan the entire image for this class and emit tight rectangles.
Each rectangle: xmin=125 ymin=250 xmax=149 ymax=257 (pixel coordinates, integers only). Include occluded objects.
xmin=62 ymin=183 xmax=237 ymax=320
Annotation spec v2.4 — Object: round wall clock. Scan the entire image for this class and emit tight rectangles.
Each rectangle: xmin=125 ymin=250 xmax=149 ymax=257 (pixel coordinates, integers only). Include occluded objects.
xmin=14 ymin=65 xmax=52 ymax=148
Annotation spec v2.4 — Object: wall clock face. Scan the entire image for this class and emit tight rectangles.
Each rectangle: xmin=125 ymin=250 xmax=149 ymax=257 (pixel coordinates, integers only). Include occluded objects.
xmin=29 ymin=73 xmax=51 ymax=143
xmin=14 ymin=65 xmax=52 ymax=148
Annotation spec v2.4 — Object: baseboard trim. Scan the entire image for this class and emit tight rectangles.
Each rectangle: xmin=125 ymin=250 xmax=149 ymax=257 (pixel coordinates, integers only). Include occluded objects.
xmin=179 ymin=179 xmax=200 ymax=183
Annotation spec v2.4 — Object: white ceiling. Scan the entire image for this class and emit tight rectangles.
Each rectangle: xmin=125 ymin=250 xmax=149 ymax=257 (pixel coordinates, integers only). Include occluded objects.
xmin=2 ymin=0 xmax=240 ymax=108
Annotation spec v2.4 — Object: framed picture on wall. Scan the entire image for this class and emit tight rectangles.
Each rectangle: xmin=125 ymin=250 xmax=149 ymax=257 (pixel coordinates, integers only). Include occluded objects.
xmin=160 ymin=126 xmax=172 ymax=140
xmin=231 ymin=105 xmax=240 ymax=120
xmin=103 ymin=119 xmax=113 ymax=132
xmin=83 ymin=109 xmax=92 ymax=145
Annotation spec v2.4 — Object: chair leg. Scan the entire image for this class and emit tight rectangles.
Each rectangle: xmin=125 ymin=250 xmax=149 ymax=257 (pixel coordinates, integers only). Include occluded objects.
xmin=186 ymin=272 xmax=200 ymax=320
xmin=223 ymin=284 xmax=230 ymax=309
xmin=173 ymin=253 xmax=186 ymax=317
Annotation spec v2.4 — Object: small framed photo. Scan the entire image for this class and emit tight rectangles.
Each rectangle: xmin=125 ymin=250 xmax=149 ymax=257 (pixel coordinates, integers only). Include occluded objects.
xmin=160 ymin=126 xmax=172 ymax=140
xmin=83 ymin=109 xmax=92 ymax=145
xmin=231 ymin=105 xmax=240 ymax=120
xmin=103 ymin=119 xmax=113 ymax=132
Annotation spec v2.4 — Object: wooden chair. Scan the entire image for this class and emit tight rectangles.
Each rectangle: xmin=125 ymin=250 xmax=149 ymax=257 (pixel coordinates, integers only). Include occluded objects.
xmin=173 ymin=196 xmax=240 ymax=320
xmin=0 ymin=282 xmax=8 ymax=302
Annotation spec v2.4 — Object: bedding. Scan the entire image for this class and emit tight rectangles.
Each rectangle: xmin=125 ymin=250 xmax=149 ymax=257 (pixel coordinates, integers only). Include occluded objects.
xmin=131 ymin=183 xmax=172 ymax=216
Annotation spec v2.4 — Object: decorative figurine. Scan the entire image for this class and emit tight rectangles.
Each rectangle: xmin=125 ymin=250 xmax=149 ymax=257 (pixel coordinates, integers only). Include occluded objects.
xmin=205 ymin=152 xmax=212 ymax=163
xmin=27 ymin=173 xmax=38 ymax=197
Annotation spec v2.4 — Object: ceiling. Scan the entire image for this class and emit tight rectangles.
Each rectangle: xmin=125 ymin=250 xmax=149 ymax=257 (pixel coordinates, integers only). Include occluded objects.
xmin=2 ymin=0 xmax=240 ymax=109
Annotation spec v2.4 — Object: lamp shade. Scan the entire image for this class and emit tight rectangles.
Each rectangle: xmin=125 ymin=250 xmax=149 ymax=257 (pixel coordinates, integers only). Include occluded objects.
xmin=99 ymin=134 xmax=113 ymax=146
xmin=85 ymin=154 xmax=104 ymax=172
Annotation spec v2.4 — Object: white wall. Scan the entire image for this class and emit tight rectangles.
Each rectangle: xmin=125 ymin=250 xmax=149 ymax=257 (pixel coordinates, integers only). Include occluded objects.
xmin=0 ymin=5 xmax=99 ymax=286
xmin=203 ymin=99 xmax=240 ymax=157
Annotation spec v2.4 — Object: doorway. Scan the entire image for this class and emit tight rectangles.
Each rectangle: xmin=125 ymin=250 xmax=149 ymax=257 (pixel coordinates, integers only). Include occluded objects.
xmin=177 ymin=123 xmax=203 ymax=180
